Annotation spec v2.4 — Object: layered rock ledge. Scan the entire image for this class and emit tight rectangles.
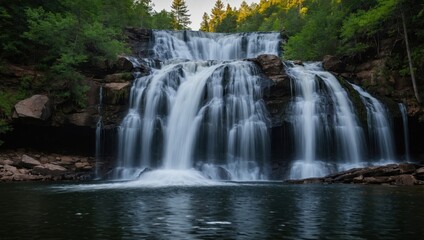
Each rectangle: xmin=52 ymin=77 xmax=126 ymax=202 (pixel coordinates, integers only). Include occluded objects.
xmin=0 ymin=150 xmax=95 ymax=181
xmin=285 ymin=163 xmax=424 ymax=186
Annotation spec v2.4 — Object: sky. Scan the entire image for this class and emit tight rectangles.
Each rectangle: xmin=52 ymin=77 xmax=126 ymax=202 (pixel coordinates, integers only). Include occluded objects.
xmin=152 ymin=0 xmax=259 ymax=30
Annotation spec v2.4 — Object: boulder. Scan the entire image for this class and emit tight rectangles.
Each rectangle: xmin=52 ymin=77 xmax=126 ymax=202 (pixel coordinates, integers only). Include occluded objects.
xmin=75 ymin=162 xmax=91 ymax=170
xmin=33 ymin=163 xmax=67 ymax=176
xmin=13 ymin=95 xmax=51 ymax=120
xmin=392 ymin=175 xmax=417 ymax=186
xmin=322 ymin=55 xmax=344 ymax=72
xmin=285 ymin=163 xmax=423 ymax=185
xmin=399 ymin=164 xmax=416 ymax=174
xmin=103 ymin=82 xmax=131 ymax=105
xmin=250 ymin=54 xmax=291 ymax=126
xmin=59 ymin=156 xmax=75 ymax=165
xmin=104 ymin=82 xmax=131 ymax=91
xmin=3 ymin=164 xmax=18 ymax=175
xmin=114 ymin=57 xmax=134 ymax=72
xmin=104 ymin=73 xmax=134 ymax=83
xmin=293 ymin=60 xmax=304 ymax=66
xmin=0 ymin=159 xmax=14 ymax=166
xmin=21 ymin=155 xmax=41 ymax=168
xmin=414 ymin=167 xmax=424 ymax=180
xmin=253 ymin=54 xmax=286 ymax=83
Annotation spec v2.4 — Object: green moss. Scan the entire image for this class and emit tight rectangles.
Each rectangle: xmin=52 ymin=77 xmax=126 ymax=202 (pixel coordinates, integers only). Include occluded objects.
xmin=121 ymin=72 xmax=134 ymax=81
xmin=338 ymin=77 xmax=368 ymax=127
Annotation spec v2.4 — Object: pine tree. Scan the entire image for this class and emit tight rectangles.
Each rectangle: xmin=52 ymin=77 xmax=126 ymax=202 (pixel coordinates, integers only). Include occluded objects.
xmin=171 ymin=0 xmax=191 ymax=30
xmin=210 ymin=0 xmax=225 ymax=32
xmin=199 ymin=12 xmax=210 ymax=32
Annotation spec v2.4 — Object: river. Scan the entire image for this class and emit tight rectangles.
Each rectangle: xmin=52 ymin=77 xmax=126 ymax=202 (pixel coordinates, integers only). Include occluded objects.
xmin=1 ymin=182 xmax=423 ymax=239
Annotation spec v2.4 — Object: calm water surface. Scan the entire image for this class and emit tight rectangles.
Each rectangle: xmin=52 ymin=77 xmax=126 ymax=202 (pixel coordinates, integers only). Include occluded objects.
xmin=0 ymin=182 xmax=423 ymax=239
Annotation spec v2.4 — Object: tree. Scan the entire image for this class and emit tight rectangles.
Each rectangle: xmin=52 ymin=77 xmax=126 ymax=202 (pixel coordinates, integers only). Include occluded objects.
xmin=152 ymin=10 xmax=173 ymax=30
xmin=199 ymin=12 xmax=210 ymax=32
xmin=400 ymin=4 xmax=420 ymax=103
xmin=215 ymin=4 xmax=237 ymax=33
xmin=210 ymin=0 xmax=225 ymax=32
xmin=171 ymin=0 xmax=191 ymax=30
xmin=23 ymin=2 xmax=128 ymax=107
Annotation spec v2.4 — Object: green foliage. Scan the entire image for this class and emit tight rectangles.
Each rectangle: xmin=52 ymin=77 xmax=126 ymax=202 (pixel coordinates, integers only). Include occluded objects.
xmin=341 ymin=0 xmax=398 ymax=40
xmin=284 ymin=1 xmax=345 ymax=60
xmin=152 ymin=10 xmax=174 ymax=30
xmin=210 ymin=0 xmax=225 ymax=32
xmin=215 ymin=5 xmax=238 ymax=33
xmin=23 ymin=3 xmax=129 ymax=107
xmin=171 ymin=0 xmax=191 ymax=30
xmin=200 ymin=13 xmax=210 ymax=32
xmin=0 ymin=91 xmax=26 ymax=145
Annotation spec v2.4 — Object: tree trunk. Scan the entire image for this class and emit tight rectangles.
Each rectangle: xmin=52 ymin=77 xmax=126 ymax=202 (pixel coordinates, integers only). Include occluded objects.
xmin=401 ymin=9 xmax=421 ymax=103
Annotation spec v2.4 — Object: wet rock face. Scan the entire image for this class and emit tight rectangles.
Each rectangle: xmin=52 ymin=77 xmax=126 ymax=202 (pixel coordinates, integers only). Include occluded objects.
xmin=253 ymin=54 xmax=287 ymax=82
xmin=249 ymin=54 xmax=291 ymax=127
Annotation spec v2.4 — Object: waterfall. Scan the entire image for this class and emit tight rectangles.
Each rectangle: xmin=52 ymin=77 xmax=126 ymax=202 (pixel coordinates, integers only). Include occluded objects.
xmin=95 ymin=86 xmax=104 ymax=178
xmin=286 ymin=62 xmax=365 ymax=179
xmin=399 ymin=103 xmax=410 ymax=161
xmin=151 ymin=30 xmax=281 ymax=61
xmin=114 ymin=31 xmax=280 ymax=181
xmin=351 ymin=84 xmax=395 ymax=162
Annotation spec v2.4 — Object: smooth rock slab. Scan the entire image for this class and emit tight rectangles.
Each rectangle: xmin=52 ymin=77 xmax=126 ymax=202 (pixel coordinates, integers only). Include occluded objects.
xmin=13 ymin=95 xmax=51 ymax=120
xmin=21 ymin=155 xmax=41 ymax=168
xmin=33 ymin=164 xmax=67 ymax=176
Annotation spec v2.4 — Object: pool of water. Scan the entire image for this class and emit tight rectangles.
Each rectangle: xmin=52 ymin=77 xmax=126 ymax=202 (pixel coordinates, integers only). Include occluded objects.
xmin=1 ymin=182 xmax=423 ymax=239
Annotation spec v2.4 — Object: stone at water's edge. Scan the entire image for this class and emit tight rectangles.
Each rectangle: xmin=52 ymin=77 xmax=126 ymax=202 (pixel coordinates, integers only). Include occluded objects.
xmin=0 ymin=151 xmax=95 ymax=181
xmin=285 ymin=163 xmax=424 ymax=186
xmin=20 ymin=154 xmax=41 ymax=168
xmin=33 ymin=164 xmax=67 ymax=176
xmin=13 ymin=95 xmax=51 ymax=120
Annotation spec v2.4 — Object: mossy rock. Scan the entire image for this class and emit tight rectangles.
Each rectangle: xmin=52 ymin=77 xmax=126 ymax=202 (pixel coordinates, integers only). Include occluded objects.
xmin=338 ymin=77 xmax=368 ymax=128
xmin=104 ymin=73 xmax=134 ymax=83
xmin=103 ymin=82 xmax=131 ymax=105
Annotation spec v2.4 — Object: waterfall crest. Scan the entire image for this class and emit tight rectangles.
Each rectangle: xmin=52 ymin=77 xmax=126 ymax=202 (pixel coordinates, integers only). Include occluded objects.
xmin=151 ymin=30 xmax=281 ymax=61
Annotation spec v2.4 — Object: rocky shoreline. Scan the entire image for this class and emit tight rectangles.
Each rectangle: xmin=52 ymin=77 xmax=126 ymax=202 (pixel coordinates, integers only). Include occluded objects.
xmin=285 ymin=163 xmax=424 ymax=186
xmin=0 ymin=150 xmax=95 ymax=181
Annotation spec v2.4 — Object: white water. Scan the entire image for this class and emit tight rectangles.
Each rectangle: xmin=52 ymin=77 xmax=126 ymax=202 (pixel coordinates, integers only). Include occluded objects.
xmin=95 ymin=86 xmax=103 ymax=178
xmin=151 ymin=30 xmax=281 ymax=61
xmin=114 ymin=31 xmax=280 ymax=181
xmin=286 ymin=62 xmax=365 ymax=179
xmin=399 ymin=103 xmax=410 ymax=161
xmin=351 ymin=84 xmax=395 ymax=161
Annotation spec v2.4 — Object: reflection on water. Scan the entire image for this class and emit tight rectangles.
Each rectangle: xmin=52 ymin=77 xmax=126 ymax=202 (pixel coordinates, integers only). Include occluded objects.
xmin=0 ymin=183 xmax=424 ymax=239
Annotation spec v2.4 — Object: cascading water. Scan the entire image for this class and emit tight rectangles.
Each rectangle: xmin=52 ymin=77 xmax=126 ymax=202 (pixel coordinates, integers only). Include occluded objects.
xmin=351 ymin=84 xmax=395 ymax=162
xmin=285 ymin=62 xmax=365 ymax=179
xmin=399 ymin=103 xmax=410 ymax=161
xmin=151 ymin=30 xmax=280 ymax=61
xmin=111 ymin=30 xmax=401 ymax=182
xmin=114 ymin=30 xmax=280 ymax=181
xmin=95 ymin=86 xmax=104 ymax=178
